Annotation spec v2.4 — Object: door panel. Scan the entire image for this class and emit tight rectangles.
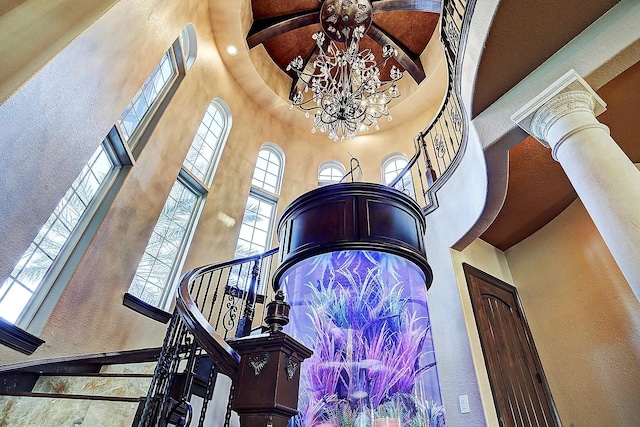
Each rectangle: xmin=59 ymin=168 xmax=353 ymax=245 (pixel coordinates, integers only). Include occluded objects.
xmin=463 ymin=263 xmax=561 ymax=427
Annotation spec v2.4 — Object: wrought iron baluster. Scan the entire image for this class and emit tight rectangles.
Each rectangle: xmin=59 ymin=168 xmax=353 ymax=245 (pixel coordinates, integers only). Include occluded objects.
xmin=236 ymin=258 xmax=261 ymax=338
xmin=224 ymin=383 xmax=235 ymax=427
xmin=196 ymin=362 xmax=220 ymax=427
xmin=208 ymin=269 xmax=224 ymax=323
xmin=198 ymin=271 xmax=213 ymax=320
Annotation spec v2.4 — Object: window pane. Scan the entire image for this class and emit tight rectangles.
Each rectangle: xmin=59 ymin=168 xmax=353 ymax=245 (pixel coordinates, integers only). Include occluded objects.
xmin=383 ymin=156 xmax=415 ymax=198
xmin=183 ymin=102 xmax=228 ymax=185
xmin=251 ymin=148 xmax=282 ymax=194
xmin=234 ymin=193 xmax=275 ymax=259
xmin=117 ymin=51 xmax=178 ymax=144
xmin=1 ymin=142 xmax=116 ymax=324
xmin=0 ymin=284 xmax=32 ymax=324
xmin=255 ymin=157 xmax=268 ymax=170
xmin=319 ymin=162 xmax=345 ymax=183
xmin=128 ymin=180 xmax=200 ymax=307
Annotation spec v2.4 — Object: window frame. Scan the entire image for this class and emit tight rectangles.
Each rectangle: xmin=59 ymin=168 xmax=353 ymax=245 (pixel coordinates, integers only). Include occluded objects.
xmin=318 ymin=159 xmax=347 ymax=186
xmin=232 ymin=144 xmax=285 ymax=294
xmin=234 ymin=187 xmax=279 ymax=259
xmin=115 ymin=37 xmax=187 ymax=159
xmin=250 ymin=143 xmax=285 ymax=196
xmin=128 ymin=170 xmax=206 ymax=310
xmin=0 ymin=129 xmax=132 ymax=338
xmin=180 ymin=23 xmax=198 ymax=71
xmin=381 ymin=152 xmax=416 ymax=198
xmin=0 ymin=28 xmax=197 ymax=351
xmin=126 ymin=100 xmax=232 ymax=312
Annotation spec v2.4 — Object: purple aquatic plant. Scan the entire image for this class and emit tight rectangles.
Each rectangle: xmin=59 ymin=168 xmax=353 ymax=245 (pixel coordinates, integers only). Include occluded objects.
xmin=285 ymin=251 xmax=445 ymax=427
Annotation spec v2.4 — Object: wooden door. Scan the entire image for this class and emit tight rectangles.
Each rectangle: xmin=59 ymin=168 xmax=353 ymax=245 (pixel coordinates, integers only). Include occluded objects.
xmin=463 ymin=263 xmax=561 ymax=427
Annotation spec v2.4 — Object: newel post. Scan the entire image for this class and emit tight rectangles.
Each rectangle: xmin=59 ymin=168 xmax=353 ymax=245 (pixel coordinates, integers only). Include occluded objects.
xmin=229 ymin=291 xmax=312 ymax=427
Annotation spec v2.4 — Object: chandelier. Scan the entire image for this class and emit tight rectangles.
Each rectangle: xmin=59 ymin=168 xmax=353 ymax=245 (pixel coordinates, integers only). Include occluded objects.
xmin=286 ymin=0 xmax=403 ymax=141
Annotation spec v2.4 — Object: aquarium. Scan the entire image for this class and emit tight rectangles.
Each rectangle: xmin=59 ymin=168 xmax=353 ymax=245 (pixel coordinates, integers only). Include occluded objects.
xmin=280 ymin=250 xmax=445 ymax=427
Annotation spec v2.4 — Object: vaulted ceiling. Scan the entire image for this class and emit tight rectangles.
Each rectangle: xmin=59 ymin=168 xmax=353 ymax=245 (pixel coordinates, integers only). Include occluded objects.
xmin=210 ymin=0 xmax=638 ymax=251
xmin=246 ymin=0 xmax=441 ymax=94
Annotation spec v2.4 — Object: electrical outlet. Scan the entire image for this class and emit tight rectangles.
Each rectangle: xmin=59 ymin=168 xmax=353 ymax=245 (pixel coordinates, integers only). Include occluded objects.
xmin=459 ymin=394 xmax=470 ymax=413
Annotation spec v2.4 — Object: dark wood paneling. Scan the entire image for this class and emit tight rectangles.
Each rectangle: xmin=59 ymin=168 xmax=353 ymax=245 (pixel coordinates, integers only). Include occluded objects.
xmin=274 ymin=183 xmax=432 ymax=288
xmin=365 ymin=199 xmax=422 ymax=250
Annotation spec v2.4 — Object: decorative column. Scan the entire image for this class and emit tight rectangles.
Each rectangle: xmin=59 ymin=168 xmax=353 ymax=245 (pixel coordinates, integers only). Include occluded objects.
xmin=512 ymin=69 xmax=640 ymax=300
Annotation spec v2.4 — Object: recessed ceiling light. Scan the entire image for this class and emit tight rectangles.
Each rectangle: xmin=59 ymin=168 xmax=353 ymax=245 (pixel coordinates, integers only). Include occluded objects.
xmin=226 ymin=45 xmax=238 ymax=56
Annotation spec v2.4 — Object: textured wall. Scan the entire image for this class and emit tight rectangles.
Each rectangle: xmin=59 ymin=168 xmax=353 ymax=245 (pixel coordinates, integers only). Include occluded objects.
xmin=506 ymin=199 xmax=640 ymax=426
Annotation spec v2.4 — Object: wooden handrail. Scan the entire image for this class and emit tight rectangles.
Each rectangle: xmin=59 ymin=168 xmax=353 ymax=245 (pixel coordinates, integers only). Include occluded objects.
xmin=176 ymin=267 xmax=240 ymax=380
xmin=174 ymin=248 xmax=279 ymax=380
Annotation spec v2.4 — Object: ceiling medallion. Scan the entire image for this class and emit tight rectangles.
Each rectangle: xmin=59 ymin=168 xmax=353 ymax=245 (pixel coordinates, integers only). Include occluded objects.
xmin=287 ymin=0 xmax=403 ymax=141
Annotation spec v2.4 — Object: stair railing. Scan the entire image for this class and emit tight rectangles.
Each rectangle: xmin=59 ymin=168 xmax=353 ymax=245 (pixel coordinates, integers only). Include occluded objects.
xmin=138 ymin=248 xmax=279 ymax=427
xmin=389 ymin=0 xmax=476 ymax=214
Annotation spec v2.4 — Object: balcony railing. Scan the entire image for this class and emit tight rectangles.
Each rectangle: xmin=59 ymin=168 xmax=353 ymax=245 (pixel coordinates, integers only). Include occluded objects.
xmin=390 ymin=0 xmax=475 ymax=214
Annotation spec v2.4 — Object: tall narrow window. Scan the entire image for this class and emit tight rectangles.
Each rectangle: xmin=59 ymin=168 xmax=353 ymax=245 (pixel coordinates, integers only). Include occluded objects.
xmin=128 ymin=177 xmax=201 ymax=307
xmin=128 ymin=100 xmax=231 ymax=309
xmin=117 ymin=52 xmax=178 ymax=146
xmin=382 ymin=153 xmax=415 ymax=198
xmin=318 ymin=160 xmax=346 ymax=185
xmin=0 ymin=133 xmax=128 ymax=327
xmin=116 ymin=25 xmax=196 ymax=156
xmin=0 ymin=27 xmax=196 ymax=348
xmin=180 ymin=23 xmax=197 ymax=71
xmin=235 ymin=144 xmax=285 ymax=258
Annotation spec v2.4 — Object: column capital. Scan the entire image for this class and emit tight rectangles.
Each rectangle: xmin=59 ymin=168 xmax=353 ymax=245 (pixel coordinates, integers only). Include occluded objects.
xmin=511 ymin=69 xmax=607 ymax=145
xmin=530 ymin=91 xmax=596 ymax=146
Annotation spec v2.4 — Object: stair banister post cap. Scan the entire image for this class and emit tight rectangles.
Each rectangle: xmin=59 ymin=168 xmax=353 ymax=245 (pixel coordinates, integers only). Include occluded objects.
xmin=264 ymin=290 xmax=290 ymax=333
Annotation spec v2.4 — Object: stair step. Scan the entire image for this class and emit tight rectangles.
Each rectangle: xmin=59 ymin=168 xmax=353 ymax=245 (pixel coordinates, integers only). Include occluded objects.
xmin=100 ymin=361 xmax=157 ymax=375
xmin=37 ymin=372 xmax=153 ymax=378
xmin=0 ymin=394 xmax=141 ymax=426
xmin=32 ymin=374 xmax=151 ymax=398
xmin=0 ymin=391 xmax=141 ymax=402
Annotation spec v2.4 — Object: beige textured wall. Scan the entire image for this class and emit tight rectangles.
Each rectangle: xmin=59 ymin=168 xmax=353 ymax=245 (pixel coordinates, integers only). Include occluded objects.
xmin=505 ymin=198 xmax=640 ymax=425
xmin=0 ymin=0 xmax=428 ymax=366
xmin=0 ymin=0 xmax=120 ymax=103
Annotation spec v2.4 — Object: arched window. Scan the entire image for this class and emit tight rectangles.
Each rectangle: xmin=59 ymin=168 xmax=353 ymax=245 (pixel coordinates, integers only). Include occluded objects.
xmin=0 ymin=133 xmax=129 ymax=328
xmin=382 ymin=153 xmax=415 ymax=198
xmin=183 ymin=99 xmax=230 ymax=185
xmin=117 ymin=25 xmax=196 ymax=158
xmin=128 ymin=99 xmax=232 ymax=309
xmin=235 ymin=143 xmax=285 ymax=259
xmin=251 ymin=143 xmax=285 ymax=195
xmin=180 ymin=23 xmax=197 ymax=71
xmin=0 ymin=28 xmax=198 ymax=331
xmin=318 ymin=160 xmax=346 ymax=185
